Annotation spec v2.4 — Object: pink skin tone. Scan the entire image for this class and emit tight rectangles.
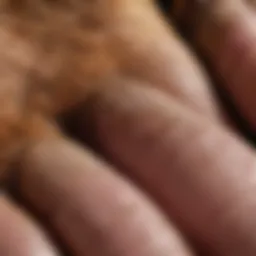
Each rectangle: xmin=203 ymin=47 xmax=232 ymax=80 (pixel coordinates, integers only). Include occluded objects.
xmin=178 ymin=0 xmax=256 ymax=130
xmin=1 ymin=1 xmax=256 ymax=256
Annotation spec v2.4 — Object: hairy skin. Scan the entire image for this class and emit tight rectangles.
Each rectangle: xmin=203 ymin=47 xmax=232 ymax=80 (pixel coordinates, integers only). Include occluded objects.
xmin=1 ymin=2 xmax=256 ymax=255
xmin=0 ymin=0 xmax=218 ymax=176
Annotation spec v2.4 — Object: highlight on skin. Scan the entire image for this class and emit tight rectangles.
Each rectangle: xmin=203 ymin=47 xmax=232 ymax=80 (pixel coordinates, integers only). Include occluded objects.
xmin=0 ymin=0 xmax=219 ymax=177
xmin=171 ymin=0 xmax=256 ymax=132
xmin=1 ymin=1 xmax=256 ymax=255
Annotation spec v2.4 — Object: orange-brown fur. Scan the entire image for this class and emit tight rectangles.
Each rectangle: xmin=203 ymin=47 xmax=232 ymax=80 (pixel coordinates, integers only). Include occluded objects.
xmin=0 ymin=0 xmax=217 ymax=176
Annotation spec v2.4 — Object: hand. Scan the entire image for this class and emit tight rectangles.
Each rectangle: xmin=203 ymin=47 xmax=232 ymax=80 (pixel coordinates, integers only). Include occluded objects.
xmin=1 ymin=0 xmax=256 ymax=255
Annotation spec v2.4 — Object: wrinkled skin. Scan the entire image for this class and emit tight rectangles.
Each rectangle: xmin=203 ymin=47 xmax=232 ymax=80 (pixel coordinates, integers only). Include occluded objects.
xmin=0 ymin=0 xmax=218 ymax=175
xmin=171 ymin=0 xmax=256 ymax=131
xmin=1 ymin=0 xmax=256 ymax=256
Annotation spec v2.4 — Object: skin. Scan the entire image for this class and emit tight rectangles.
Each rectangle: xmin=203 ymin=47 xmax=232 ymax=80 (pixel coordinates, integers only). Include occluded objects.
xmin=0 ymin=0 xmax=218 ymax=175
xmin=171 ymin=0 xmax=256 ymax=131
xmin=0 ymin=0 xmax=256 ymax=255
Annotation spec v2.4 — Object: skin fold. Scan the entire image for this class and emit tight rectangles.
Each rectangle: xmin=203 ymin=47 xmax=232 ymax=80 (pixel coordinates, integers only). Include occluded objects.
xmin=2 ymin=1 xmax=256 ymax=255
xmin=171 ymin=0 xmax=256 ymax=132
xmin=0 ymin=0 xmax=219 ymax=177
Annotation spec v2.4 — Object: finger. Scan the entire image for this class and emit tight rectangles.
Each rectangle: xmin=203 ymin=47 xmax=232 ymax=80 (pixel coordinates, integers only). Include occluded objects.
xmin=17 ymin=136 xmax=195 ymax=256
xmin=171 ymin=0 xmax=256 ymax=131
xmin=86 ymin=84 xmax=256 ymax=256
xmin=0 ymin=194 xmax=59 ymax=256
xmin=7 ymin=0 xmax=219 ymax=119
xmin=112 ymin=0 xmax=220 ymax=118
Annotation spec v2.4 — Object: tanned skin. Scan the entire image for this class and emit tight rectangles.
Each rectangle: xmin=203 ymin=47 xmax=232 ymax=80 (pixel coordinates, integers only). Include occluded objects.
xmin=171 ymin=0 xmax=256 ymax=132
xmin=0 ymin=0 xmax=218 ymax=176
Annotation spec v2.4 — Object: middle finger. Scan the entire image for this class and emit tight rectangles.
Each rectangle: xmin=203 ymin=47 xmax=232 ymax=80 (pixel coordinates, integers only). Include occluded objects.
xmin=17 ymin=135 xmax=194 ymax=256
